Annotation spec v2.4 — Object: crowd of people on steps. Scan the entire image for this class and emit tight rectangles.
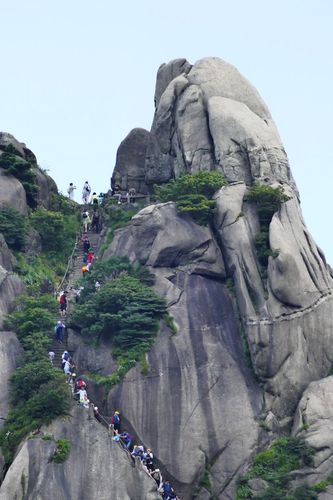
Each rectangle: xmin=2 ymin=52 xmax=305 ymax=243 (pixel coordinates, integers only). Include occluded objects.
xmin=48 ymin=344 xmax=179 ymax=498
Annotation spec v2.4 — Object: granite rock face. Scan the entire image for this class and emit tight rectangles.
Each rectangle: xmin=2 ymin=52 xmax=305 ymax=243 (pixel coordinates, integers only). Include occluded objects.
xmin=105 ymin=57 xmax=333 ymax=499
xmin=111 ymin=128 xmax=151 ymax=194
xmin=0 ymin=132 xmax=58 ymax=211
xmin=0 ymin=169 xmax=28 ymax=215
xmin=0 ymin=406 xmax=160 ymax=500
xmin=0 ymin=330 xmax=23 ymax=422
xmin=292 ymin=377 xmax=333 ymax=486
xmin=104 ymin=203 xmax=262 ymax=499
xmin=0 ymin=267 xmax=24 ymax=328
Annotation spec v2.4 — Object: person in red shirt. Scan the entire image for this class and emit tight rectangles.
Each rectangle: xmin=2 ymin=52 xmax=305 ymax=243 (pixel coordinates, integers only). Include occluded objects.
xmin=87 ymin=251 xmax=94 ymax=265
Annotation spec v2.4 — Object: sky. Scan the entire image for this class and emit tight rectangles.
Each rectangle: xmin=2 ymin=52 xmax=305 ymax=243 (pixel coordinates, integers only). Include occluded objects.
xmin=1 ymin=0 xmax=333 ymax=262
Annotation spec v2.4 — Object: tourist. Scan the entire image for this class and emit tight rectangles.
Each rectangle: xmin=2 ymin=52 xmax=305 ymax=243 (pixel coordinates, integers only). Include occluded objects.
xmin=151 ymin=469 xmax=162 ymax=488
xmin=119 ymin=431 xmax=131 ymax=449
xmin=82 ymin=210 xmax=91 ymax=233
xmin=55 ymin=320 xmax=65 ymax=343
xmin=67 ymin=182 xmax=76 ymax=200
xmin=91 ymin=192 xmax=99 ymax=206
xmin=82 ymin=235 xmax=90 ymax=253
xmin=82 ymin=181 xmax=91 ymax=204
xmin=111 ymin=411 xmax=121 ymax=433
xmin=59 ymin=291 xmax=68 ymax=317
xmin=93 ymin=406 xmax=102 ymax=422
xmin=48 ymin=350 xmax=55 ymax=365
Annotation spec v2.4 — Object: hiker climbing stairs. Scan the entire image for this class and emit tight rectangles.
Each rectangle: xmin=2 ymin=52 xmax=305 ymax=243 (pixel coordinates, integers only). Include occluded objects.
xmin=49 ymin=227 xmax=101 ymax=368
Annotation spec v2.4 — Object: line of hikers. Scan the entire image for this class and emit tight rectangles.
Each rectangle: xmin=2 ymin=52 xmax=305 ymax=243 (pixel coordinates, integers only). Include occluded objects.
xmin=56 ymin=351 xmax=179 ymax=500
xmin=82 ymin=207 xmax=101 ymax=233
xmin=67 ymin=180 xmax=105 ymax=206
xmin=48 ymin=200 xmax=178 ymax=499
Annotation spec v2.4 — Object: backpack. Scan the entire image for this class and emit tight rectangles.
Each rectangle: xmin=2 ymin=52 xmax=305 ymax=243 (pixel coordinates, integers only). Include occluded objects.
xmin=82 ymin=212 xmax=88 ymax=219
xmin=60 ymin=294 xmax=66 ymax=305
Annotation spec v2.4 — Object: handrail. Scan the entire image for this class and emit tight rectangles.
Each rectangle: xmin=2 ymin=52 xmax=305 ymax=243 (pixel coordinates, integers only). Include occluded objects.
xmin=56 ymin=232 xmax=80 ymax=294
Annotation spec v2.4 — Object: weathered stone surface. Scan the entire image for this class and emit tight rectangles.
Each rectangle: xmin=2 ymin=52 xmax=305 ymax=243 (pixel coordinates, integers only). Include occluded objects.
xmin=68 ymin=330 xmax=117 ymax=376
xmin=101 ymin=203 xmax=261 ymax=499
xmin=291 ymin=377 xmax=333 ymax=487
xmin=0 ymin=131 xmax=58 ymax=210
xmin=154 ymin=58 xmax=192 ymax=107
xmin=112 ymin=128 xmax=151 ymax=194
xmin=0 ymin=406 xmax=160 ymax=500
xmin=0 ymin=169 xmax=28 ymax=215
xmin=103 ymin=202 xmax=225 ymax=278
xmin=0 ymin=235 xmax=13 ymax=271
xmin=0 ymin=132 xmax=27 ymax=158
xmin=0 ymin=267 xmax=24 ymax=328
xmin=33 ymin=167 xmax=58 ymax=209
xmin=319 ymin=487 xmax=333 ymax=499
xmin=102 ymin=57 xmax=333 ymax=498
xmin=0 ymin=330 xmax=22 ymax=423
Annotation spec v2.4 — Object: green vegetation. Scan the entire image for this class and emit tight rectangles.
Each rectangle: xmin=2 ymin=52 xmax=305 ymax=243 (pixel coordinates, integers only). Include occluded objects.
xmin=21 ymin=472 xmax=26 ymax=497
xmin=0 ymin=206 xmax=27 ymax=251
xmin=244 ymin=183 xmax=290 ymax=226
xmin=236 ymin=436 xmax=315 ymax=500
xmin=244 ymin=183 xmax=290 ymax=271
xmin=154 ymin=171 xmax=226 ymax=225
xmin=52 ymin=438 xmax=71 ymax=463
xmin=10 ymin=195 xmax=79 ymax=292
xmin=199 ymin=469 xmax=212 ymax=492
xmin=311 ymin=476 xmax=333 ymax=493
xmin=69 ymin=259 xmax=166 ymax=348
xmin=0 ymin=295 xmax=70 ymax=465
xmin=164 ymin=313 xmax=178 ymax=335
xmin=69 ymin=256 xmax=166 ymax=387
xmin=30 ymin=206 xmax=78 ymax=257
xmin=6 ymin=294 xmax=56 ymax=344
xmin=13 ymin=253 xmax=65 ymax=294
xmin=0 ymin=181 xmax=78 ymax=466
xmin=0 ymin=144 xmax=38 ymax=208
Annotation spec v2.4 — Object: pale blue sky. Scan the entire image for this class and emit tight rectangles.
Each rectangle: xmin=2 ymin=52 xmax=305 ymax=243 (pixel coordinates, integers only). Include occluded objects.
xmin=1 ymin=0 xmax=333 ymax=262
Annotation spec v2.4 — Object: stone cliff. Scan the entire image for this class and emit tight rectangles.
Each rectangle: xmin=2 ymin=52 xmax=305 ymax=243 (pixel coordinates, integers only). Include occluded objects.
xmin=0 ymin=133 xmax=57 ymax=481
xmin=0 ymin=407 xmax=160 ymax=500
xmin=107 ymin=57 xmax=333 ymax=499
xmin=1 ymin=58 xmax=333 ymax=500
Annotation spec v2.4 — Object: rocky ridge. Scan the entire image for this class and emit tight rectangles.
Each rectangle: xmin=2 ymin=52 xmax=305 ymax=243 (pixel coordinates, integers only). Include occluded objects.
xmin=0 ymin=407 xmax=160 ymax=500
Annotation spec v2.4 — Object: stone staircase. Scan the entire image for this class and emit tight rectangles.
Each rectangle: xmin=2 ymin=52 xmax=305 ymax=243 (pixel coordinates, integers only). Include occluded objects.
xmin=49 ymin=229 xmax=101 ymax=368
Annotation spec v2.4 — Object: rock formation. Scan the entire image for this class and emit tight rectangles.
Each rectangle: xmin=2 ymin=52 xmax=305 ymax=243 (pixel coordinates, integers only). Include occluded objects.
xmin=2 ymin=58 xmax=333 ymax=499
xmin=0 ymin=132 xmax=56 ymax=482
xmin=107 ymin=57 xmax=333 ymax=498
xmin=0 ymin=407 xmax=160 ymax=500
xmin=292 ymin=377 xmax=333 ymax=486
xmin=0 ymin=132 xmax=58 ymax=211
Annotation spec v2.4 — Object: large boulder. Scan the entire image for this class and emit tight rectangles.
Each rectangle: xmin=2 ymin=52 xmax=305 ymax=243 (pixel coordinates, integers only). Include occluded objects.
xmin=0 ymin=132 xmax=58 ymax=210
xmin=33 ymin=167 xmax=58 ymax=209
xmin=0 ymin=406 xmax=160 ymax=500
xmin=111 ymin=128 xmax=151 ymax=195
xmin=0 ymin=169 xmax=28 ymax=215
